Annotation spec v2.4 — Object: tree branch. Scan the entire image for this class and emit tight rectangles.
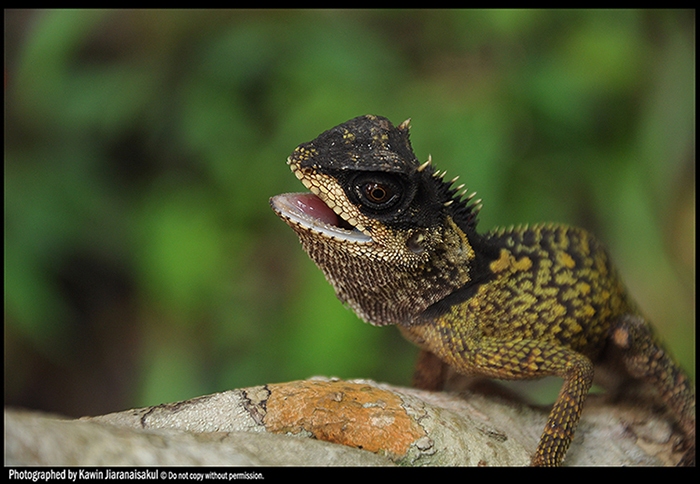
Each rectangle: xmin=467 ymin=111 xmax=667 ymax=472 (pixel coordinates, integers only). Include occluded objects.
xmin=5 ymin=377 xmax=686 ymax=466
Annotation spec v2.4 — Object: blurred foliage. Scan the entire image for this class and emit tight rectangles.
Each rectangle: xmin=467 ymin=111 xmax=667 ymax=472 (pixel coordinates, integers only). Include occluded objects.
xmin=5 ymin=9 xmax=694 ymax=417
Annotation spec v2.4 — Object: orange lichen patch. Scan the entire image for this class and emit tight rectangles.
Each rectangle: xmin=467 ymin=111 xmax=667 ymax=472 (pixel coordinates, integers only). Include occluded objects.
xmin=264 ymin=380 xmax=425 ymax=457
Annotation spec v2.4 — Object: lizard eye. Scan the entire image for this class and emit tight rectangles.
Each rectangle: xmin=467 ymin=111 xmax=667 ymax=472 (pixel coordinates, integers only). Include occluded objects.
xmin=363 ymin=182 xmax=393 ymax=204
xmin=351 ymin=173 xmax=403 ymax=211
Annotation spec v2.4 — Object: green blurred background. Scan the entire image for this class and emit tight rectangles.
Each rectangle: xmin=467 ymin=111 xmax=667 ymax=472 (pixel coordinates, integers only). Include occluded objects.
xmin=5 ymin=9 xmax=694 ymax=418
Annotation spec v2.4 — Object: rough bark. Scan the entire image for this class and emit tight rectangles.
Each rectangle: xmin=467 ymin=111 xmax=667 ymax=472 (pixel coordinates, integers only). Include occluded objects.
xmin=5 ymin=377 xmax=687 ymax=466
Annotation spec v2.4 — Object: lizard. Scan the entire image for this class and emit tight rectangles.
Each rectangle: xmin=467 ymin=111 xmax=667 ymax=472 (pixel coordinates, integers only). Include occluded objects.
xmin=269 ymin=114 xmax=695 ymax=466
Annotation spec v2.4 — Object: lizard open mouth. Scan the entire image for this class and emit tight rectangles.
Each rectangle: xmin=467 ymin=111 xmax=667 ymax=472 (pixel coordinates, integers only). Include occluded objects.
xmin=270 ymin=193 xmax=372 ymax=243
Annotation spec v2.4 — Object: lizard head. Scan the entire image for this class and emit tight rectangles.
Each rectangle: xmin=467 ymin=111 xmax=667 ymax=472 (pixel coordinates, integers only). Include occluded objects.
xmin=271 ymin=115 xmax=488 ymax=327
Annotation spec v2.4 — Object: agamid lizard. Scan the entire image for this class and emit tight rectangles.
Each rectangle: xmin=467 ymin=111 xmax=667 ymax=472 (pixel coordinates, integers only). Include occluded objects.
xmin=270 ymin=114 xmax=695 ymax=466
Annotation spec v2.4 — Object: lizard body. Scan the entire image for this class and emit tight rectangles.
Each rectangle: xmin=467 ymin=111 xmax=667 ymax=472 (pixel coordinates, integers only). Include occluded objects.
xmin=270 ymin=115 xmax=694 ymax=466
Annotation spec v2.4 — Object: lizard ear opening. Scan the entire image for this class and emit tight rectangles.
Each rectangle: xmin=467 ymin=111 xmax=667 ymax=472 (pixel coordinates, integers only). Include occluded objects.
xmin=407 ymin=231 xmax=425 ymax=255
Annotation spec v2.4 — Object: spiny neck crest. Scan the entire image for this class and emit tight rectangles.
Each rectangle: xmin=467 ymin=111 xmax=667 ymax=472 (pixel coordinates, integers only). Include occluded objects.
xmin=416 ymin=154 xmax=482 ymax=234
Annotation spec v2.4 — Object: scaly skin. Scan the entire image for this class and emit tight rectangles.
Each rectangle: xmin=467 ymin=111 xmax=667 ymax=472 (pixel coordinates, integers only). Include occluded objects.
xmin=270 ymin=115 xmax=695 ymax=466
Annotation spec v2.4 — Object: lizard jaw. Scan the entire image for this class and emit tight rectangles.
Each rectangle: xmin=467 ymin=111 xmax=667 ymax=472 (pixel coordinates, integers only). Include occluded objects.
xmin=270 ymin=193 xmax=372 ymax=244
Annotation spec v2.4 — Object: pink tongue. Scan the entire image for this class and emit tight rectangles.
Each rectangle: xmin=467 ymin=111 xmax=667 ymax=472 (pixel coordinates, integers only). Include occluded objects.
xmin=291 ymin=193 xmax=340 ymax=226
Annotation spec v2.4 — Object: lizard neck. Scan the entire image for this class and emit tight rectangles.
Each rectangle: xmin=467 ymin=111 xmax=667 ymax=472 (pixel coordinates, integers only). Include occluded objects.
xmin=296 ymin=216 xmax=497 ymax=328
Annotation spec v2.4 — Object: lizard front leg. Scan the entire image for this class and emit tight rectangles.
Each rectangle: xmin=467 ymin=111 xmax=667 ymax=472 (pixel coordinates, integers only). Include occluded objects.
xmin=436 ymin=337 xmax=595 ymax=466
xmin=412 ymin=349 xmax=449 ymax=391
xmin=529 ymin=351 xmax=594 ymax=466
